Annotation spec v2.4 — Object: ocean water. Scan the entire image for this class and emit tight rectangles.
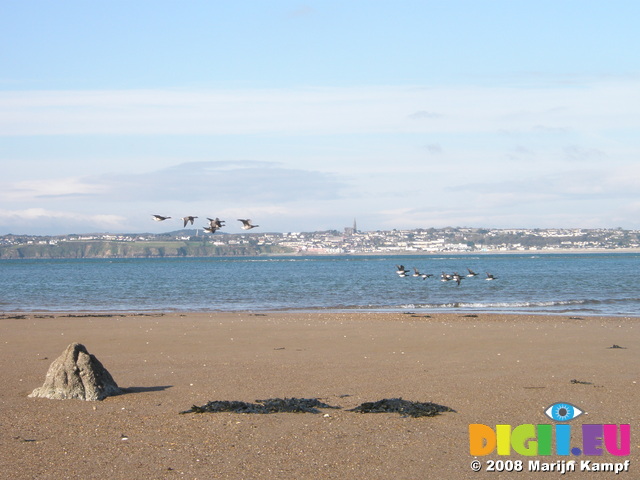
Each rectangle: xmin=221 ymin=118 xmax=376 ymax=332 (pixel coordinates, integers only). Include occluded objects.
xmin=1 ymin=253 xmax=639 ymax=316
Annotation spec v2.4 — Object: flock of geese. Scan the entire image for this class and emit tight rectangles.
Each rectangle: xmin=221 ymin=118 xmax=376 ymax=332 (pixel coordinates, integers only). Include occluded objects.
xmin=152 ymin=215 xmax=258 ymax=233
xmin=152 ymin=216 xmax=499 ymax=283
xmin=396 ymin=265 xmax=498 ymax=285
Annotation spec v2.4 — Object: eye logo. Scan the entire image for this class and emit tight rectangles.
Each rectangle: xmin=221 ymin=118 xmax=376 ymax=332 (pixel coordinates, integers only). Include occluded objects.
xmin=545 ymin=402 xmax=583 ymax=422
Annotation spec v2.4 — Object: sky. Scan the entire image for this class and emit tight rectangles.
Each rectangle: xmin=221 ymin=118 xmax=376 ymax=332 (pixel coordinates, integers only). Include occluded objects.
xmin=1 ymin=1 xmax=639 ymax=235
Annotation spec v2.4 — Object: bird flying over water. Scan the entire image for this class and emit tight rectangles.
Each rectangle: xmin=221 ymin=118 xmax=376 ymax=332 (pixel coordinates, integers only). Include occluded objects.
xmin=238 ymin=219 xmax=259 ymax=230
xmin=413 ymin=267 xmax=432 ymax=279
xmin=182 ymin=216 xmax=198 ymax=227
xmin=466 ymin=268 xmax=478 ymax=277
xmin=152 ymin=215 xmax=171 ymax=221
xmin=396 ymin=265 xmax=410 ymax=277
xmin=485 ymin=272 xmax=498 ymax=280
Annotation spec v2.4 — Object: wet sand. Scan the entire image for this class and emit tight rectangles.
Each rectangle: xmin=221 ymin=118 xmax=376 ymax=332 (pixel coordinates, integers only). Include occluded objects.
xmin=1 ymin=312 xmax=638 ymax=479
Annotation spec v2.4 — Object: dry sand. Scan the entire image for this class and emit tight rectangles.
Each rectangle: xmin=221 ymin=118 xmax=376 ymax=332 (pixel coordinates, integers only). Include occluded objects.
xmin=1 ymin=311 xmax=638 ymax=479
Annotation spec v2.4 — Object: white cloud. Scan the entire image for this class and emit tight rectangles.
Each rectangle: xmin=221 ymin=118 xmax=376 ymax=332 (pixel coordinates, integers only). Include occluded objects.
xmin=563 ymin=145 xmax=607 ymax=162
xmin=423 ymin=143 xmax=443 ymax=154
xmin=96 ymin=161 xmax=348 ymax=204
xmin=0 ymin=177 xmax=108 ymax=201
xmin=0 ymin=161 xmax=354 ymax=234
xmin=0 ymin=208 xmax=127 ymax=233
xmin=1 ymin=161 xmax=347 ymax=205
xmin=1 ymin=78 xmax=638 ymax=137
xmin=408 ymin=110 xmax=445 ymax=120
xmin=2 ymin=77 xmax=640 ymax=233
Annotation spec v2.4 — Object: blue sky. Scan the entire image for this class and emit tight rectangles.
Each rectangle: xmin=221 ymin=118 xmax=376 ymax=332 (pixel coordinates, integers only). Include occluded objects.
xmin=1 ymin=1 xmax=639 ymax=235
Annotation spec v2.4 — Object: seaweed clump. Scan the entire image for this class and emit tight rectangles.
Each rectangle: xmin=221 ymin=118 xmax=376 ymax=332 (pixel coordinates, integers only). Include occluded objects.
xmin=570 ymin=379 xmax=593 ymax=385
xmin=349 ymin=398 xmax=455 ymax=418
xmin=181 ymin=397 xmax=340 ymax=415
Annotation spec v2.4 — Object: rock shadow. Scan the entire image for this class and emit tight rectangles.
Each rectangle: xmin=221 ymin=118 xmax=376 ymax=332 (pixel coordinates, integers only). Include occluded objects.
xmin=120 ymin=385 xmax=173 ymax=395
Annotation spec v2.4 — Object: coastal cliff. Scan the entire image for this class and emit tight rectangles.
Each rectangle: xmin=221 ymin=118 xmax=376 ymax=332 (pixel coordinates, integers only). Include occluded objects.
xmin=0 ymin=240 xmax=294 ymax=259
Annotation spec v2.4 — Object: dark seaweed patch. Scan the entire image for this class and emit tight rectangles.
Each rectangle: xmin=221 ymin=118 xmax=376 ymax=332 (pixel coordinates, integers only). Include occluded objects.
xmin=180 ymin=397 xmax=340 ymax=415
xmin=349 ymin=398 xmax=456 ymax=418
xmin=570 ymin=379 xmax=593 ymax=385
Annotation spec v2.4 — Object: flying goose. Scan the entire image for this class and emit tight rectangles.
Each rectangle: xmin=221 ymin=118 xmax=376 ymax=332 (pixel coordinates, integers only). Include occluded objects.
xmin=413 ymin=267 xmax=432 ymax=279
xmin=207 ymin=217 xmax=225 ymax=229
xmin=182 ymin=216 xmax=198 ymax=227
xmin=238 ymin=219 xmax=259 ymax=230
xmin=152 ymin=215 xmax=171 ymax=221
xmin=396 ymin=265 xmax=410 ymax=277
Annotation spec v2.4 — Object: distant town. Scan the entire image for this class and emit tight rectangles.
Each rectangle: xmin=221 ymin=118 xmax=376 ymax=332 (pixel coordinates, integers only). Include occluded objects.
xmin=1 ymin=225 xmax=639 ymax=259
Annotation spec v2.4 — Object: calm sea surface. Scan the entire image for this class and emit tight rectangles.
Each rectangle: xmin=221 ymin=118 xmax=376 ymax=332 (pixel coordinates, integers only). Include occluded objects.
xmin=1 ymin=253 xmax=639 ymax=316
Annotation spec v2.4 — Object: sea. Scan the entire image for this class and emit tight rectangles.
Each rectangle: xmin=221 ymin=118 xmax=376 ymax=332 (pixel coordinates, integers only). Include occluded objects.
xmin=1 ymin=253 xmax=639 ymax=316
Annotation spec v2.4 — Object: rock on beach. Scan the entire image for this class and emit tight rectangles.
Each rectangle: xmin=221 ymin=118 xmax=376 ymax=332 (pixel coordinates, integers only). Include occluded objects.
xmin=28 ymin=342 xmax=121 ymax=401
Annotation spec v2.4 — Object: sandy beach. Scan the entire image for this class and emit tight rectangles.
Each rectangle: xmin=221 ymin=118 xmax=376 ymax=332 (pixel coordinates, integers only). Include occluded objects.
xmin=1 ymin=312 xmax=638 ymax=479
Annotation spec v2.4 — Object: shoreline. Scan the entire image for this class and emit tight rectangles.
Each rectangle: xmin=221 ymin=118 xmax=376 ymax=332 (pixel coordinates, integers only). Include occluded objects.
xmin=1 ymin=247 xmax=640 ymax=261
xmin=2 ymin=311 xmax=638 ymax=479
xmin=3 ymin=309 xmax=640 ymax=319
